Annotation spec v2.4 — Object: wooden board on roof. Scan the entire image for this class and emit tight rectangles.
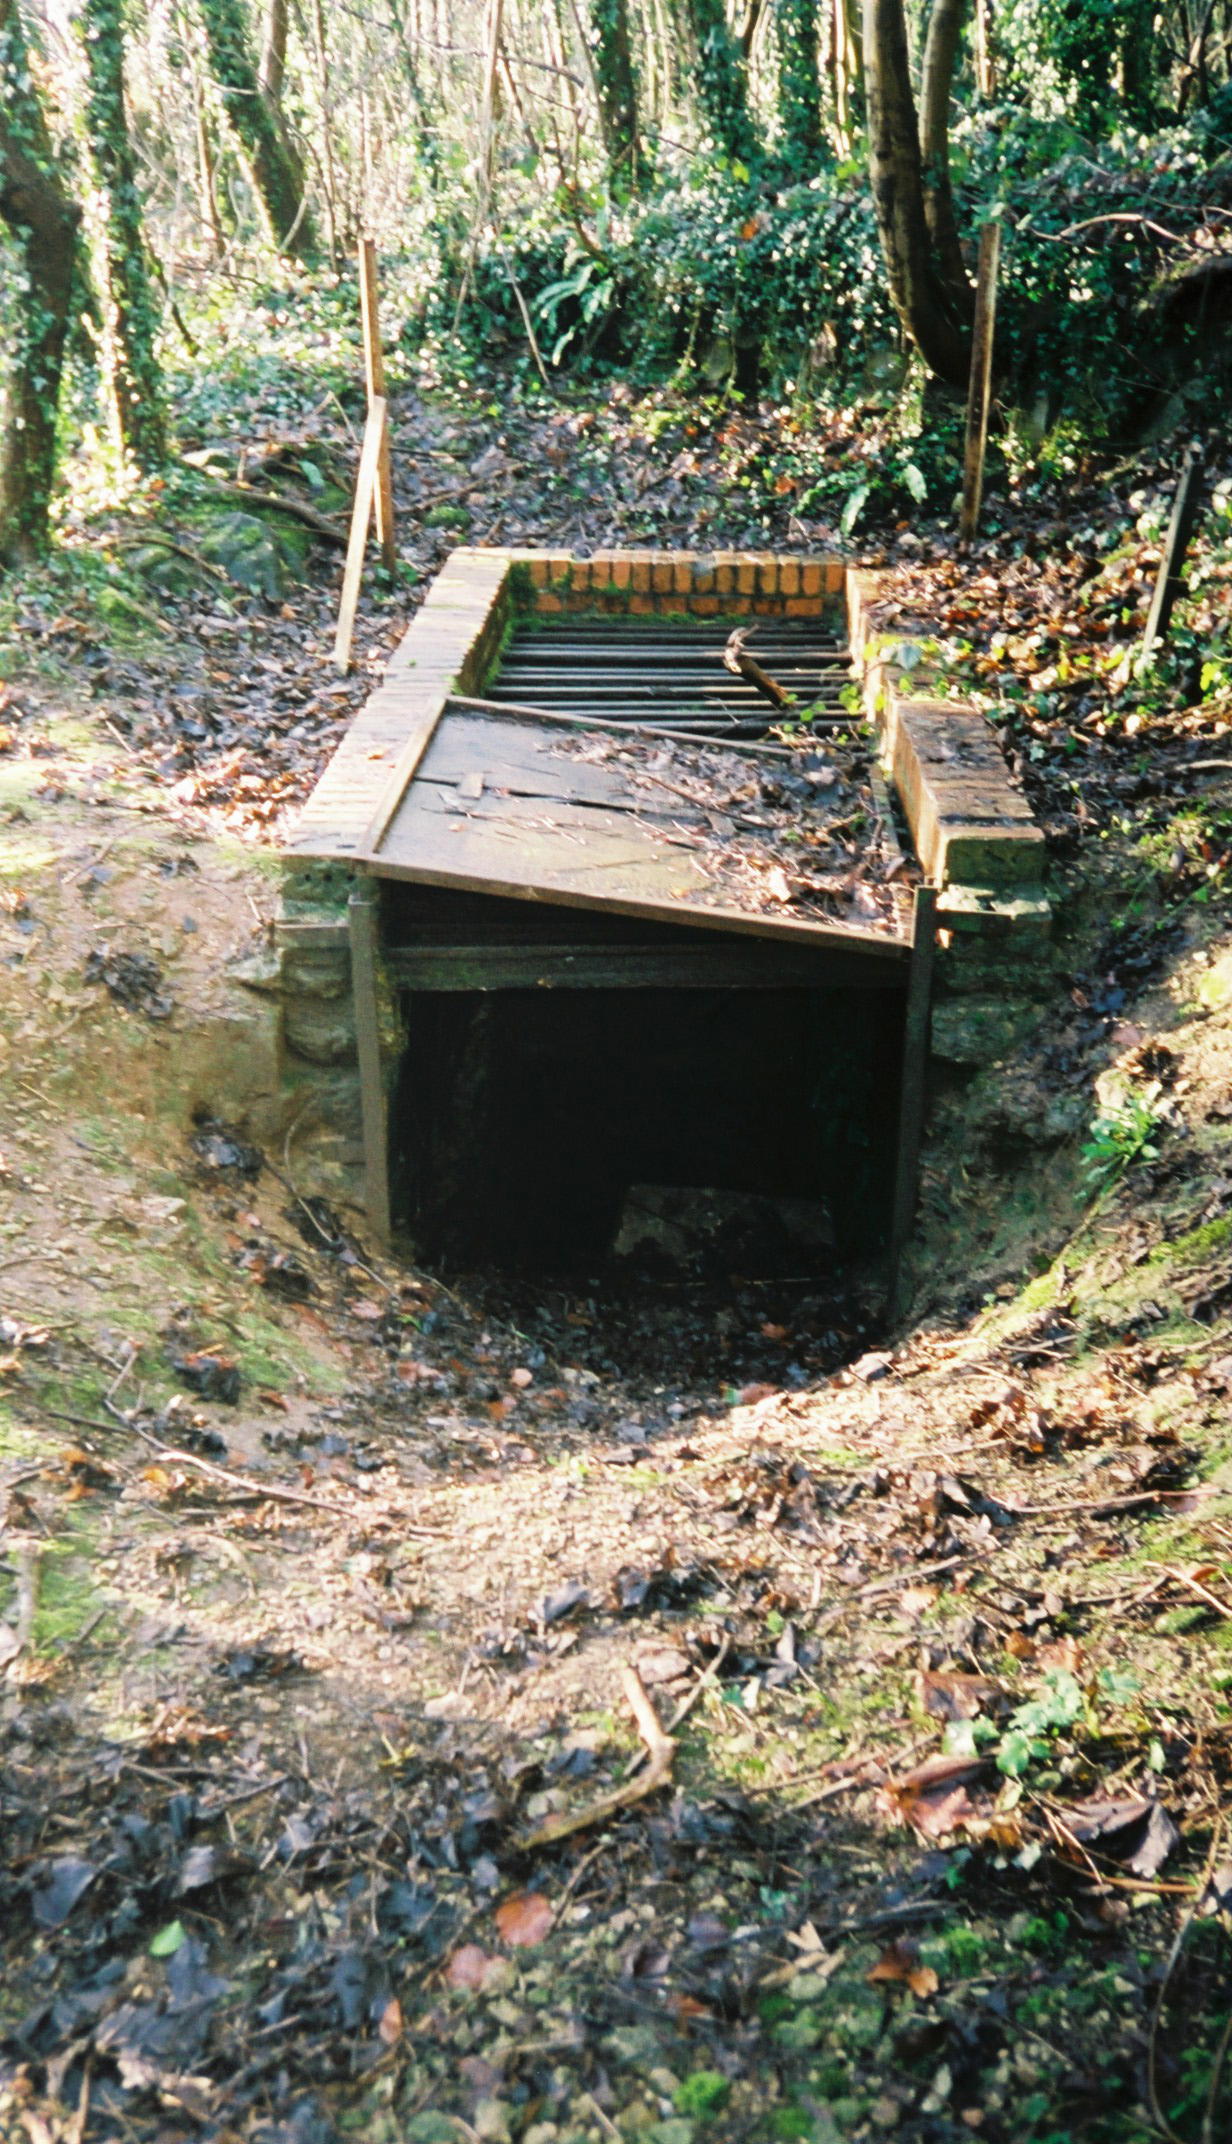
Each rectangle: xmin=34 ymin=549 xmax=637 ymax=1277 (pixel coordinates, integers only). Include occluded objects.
xmin=364 ymin=706 xmax=912 ymax=962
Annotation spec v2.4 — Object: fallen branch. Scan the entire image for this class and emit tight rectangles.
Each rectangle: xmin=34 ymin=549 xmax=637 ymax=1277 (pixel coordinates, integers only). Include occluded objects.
xmin=196 ymin=472 xmax=348 ymax=547
xmin=517 ymin=1665 xmax=676 ymax=1850
xmin=109 ymin=531 xmax=230 ymax=582
xmin=665 ymin=1633 xmax=732 ymax=1733
xmin=1004 ymin=1486 xmax=1214 ymax=1519
xmin=38 ymin=1402 xmax=449 ymax=1535
xmin=1148 ymin=1562 xmax=1232 ymax=1619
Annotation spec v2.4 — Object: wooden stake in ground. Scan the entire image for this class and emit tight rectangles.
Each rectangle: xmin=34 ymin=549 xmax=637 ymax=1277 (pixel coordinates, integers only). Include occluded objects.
xmin=334 ymin=394 xmax=388 ymax=673
xmin=359 ymin=236 xmax=396 ymax=572
xmin=1142 ymin=449 xmax=1203 ymax=660
xmin=334 ymin=238 xmax=398 ymax=672
xmin=958 ymin=221 xmax=1001 ymax=548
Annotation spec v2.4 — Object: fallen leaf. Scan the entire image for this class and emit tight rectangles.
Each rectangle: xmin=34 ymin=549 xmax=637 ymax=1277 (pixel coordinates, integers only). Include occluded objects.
xmin=636 ymin=1645 xmax=691 ymax=1685
xmin=495 ymin=1891 xmax=553 ymax=1947
xmin=915 ymin=1669 xmax=1001 ymax=1721
xmin=1036 ymin=1637 xmax=1083 ymax=1674
xmin=31 ymin=1857 xmax=97 ymax=1929
xmin=886 ymin=1754 xmax=988 ymax=1840
xmin=377 ymin=1996 xmax=403 ymax=2044
xmin=445 ymin=1944 xmax=498 ymax=1990
xmin=1063 ymin=1796 xmax=1180 ymax=1878
xmin=868 ymin=1937 xmax=940 ymax=1999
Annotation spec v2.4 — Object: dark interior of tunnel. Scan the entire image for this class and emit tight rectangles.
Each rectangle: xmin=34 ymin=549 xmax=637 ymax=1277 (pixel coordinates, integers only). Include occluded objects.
xmin=392 ymin=980 xmax=905 ymax=1275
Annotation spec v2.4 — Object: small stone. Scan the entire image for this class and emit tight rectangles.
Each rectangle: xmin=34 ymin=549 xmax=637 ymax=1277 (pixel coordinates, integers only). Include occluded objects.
xmin=472 ymin=2101 xmax=512 ymax=2142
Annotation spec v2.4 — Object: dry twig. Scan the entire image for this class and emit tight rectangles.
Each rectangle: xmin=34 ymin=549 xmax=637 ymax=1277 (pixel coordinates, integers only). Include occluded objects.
xmin=518 ymin=1665 xmax=676 ymax=1850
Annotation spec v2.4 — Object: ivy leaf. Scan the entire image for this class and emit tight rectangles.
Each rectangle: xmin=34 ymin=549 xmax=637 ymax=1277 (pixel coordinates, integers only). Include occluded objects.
xmin=841 ymin=484 xmax=870 ymax=536
xmin=996 ymin=1730 xmax=1036 ymax=1778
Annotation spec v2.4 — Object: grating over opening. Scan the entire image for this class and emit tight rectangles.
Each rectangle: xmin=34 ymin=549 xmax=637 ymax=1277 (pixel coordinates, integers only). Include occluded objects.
xmin=485 ymin=615 xmax=850 ymax=738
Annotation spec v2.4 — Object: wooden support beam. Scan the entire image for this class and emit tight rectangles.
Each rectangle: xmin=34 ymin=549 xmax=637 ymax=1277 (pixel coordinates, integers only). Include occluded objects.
xmin=1142 ymin=449 xmax=1203 ymax=659
xmin=385 ymin=941 xmax=907 ymax=992
xmin=359 ymin=236 xmax=396 ymax=572
xmin=334 ymin=394 xmax=387 ymax=674
xmin=887 ymin=882 xmax=937 ymax=1314
xmin=958 ymin=223 xmax=1001 ymax=549
xmin=349 ymin=880 xmax=392 ymax=1246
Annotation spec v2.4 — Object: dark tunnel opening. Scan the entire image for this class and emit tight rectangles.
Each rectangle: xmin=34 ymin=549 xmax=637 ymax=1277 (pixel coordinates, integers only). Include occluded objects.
xmin=392 ymin=982 xmax=905 ymax=1278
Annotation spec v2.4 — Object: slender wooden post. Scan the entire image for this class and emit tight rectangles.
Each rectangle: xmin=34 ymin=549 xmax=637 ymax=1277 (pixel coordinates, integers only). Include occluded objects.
xmin=973 ymin=0 xmax=994 ymax=97
xmin=887 ymin=883 xmax=936 ymax=1315
xmin=334 ymin=395 xmax=387 ymax=672
xmin=1142 ymin=449 xmax=1203 ymax=659
xmin=358 ymin=236 xmax=396 ymax=572
xmin=958 ymin=222 xmax=1001 ymax=549
xmin=349 ymin=880 xmax=391 ymax=1247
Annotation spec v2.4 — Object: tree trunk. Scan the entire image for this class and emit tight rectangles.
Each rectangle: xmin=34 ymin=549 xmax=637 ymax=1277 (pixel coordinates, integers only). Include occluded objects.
xmin=259 ymin=0 xmax=287 ymax=102
xmin=197 ymin=0 xmax=315 ymax=257
xmin=863 ymin=0 xmax=970 ymax=385
xmin=308 ymin=0 xmax=340 ymax=260
xmin=588 ymin=0 xmax=642 ymax=189
xmin=685 ymin=0 xmax=758 ymax=163
xmin=81 ymin=0 xmax=167 ymax=470
xmin=0 ymin=0 xmax=82 ymax=561
xmin=191 ymin=59 xmax=226 ymax=255
xmin=778 ymin=0 xmax=822 ymax=162
xmin=919 ymin=0 xmax=973 ymax=320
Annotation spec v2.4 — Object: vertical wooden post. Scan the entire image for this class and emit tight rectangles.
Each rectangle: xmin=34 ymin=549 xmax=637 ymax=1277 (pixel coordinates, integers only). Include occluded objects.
xmin=1142 ymin=450 xmax=1203 ymax=659
xmin=887 ymin=883 xmax=937 ymax=1316
xmin=334 ymin=396 xmax=387 ymax=673
xmin=358 ymin=236 xmax=396 ymax=572
xmin=958 ymin=222 xmax=1001 ymax=550
xmin=349 ymin=880 xmax=392 ymax=1247
xmin=974 ymin=0 xmax=994 ymax=97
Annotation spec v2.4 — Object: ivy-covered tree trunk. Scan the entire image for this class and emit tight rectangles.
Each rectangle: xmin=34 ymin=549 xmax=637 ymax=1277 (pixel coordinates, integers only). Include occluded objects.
xmin=777 ymin=0 xmax=822 ymax=164
xmin=863 ymin=0 xmax=970 ymax=385
xmin=588 ymin=0 xmax=642 ymax=190
xmin=196 ymin=0 xmax=315 ymax=258
xmin=919 ymin=0 xmax=973 ymax=319
xmin=685 ymin=0 xmax=758 ymax=163
xmin=0 ymin=0 xmax=81 ymax=562
xmin=81 ymin=0 xmax=167 ymax=470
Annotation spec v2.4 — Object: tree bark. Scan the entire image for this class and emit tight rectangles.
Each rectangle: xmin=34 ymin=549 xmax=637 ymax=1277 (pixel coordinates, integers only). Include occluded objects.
xmin=919 ymin=0 xmax=973 ymax=320
xmin=81 ymin=0 xmax=167 ymax=470
xmin=588 ymin=0 xmax=642 ymax=189
xmin=258 ymin=0 xmax=287 ymax=102
xmin=863 ymin=0 xmax=970 ymax=385
xmin=197 ymin=0 xmax=315 ymax=258
xmin=0 ymin=0 xmax=82 ymax=561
